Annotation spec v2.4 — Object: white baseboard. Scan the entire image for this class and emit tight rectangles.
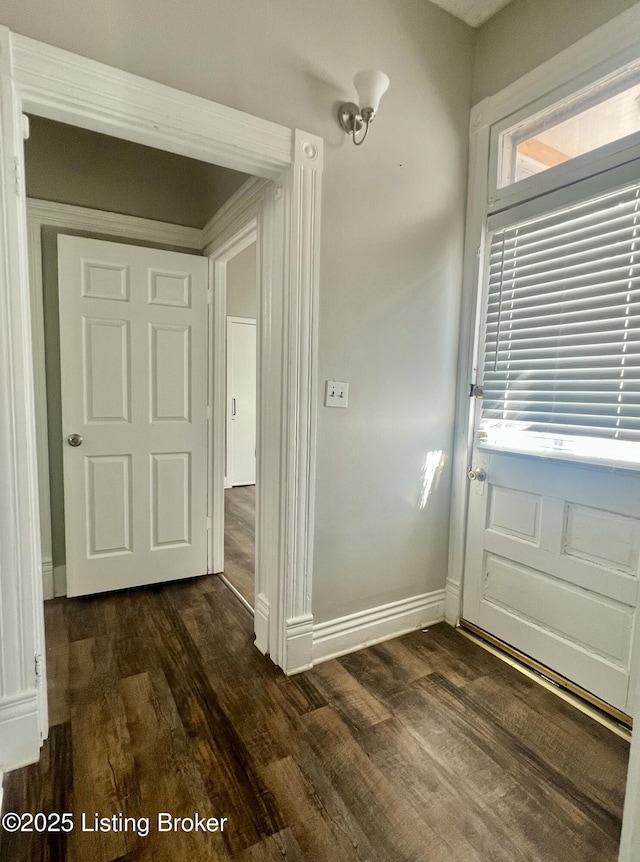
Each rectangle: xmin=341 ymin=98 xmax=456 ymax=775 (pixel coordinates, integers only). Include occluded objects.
xmin=284 ymin=615 xmax=314 ymax=674
xmin=312 ymin=589 xmax=446 ymax=666
xmin=445 ymin=579 xmax=461 ymax=625
xmin=254 ymin=592 xmax=270 ymax=656
xmin=0 ymin=689 xmax=42 ymax=772
xmin=53 ymin=565 xmax=67 ymax=597
xmin=42 ymin=559 xmax=54 ymax=601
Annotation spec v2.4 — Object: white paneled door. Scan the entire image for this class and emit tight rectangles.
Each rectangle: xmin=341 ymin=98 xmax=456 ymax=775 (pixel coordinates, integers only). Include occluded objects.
xmin=463 ymin=447 xmax=640 ymax=715
xmin=226 ymin=317 xmax=257 ymax=486
xmin=58 ymin=236 xmax=209 ymax=597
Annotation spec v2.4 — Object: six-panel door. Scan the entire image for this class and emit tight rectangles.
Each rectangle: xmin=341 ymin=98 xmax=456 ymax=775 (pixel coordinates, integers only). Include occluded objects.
xmin=58 ymin=235 xmax=209 ymax=597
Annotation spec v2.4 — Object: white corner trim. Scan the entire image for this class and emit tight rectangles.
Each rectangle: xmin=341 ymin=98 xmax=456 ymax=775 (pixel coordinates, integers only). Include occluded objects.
xmin=202 ymin=177 xmax=269 ymax=250
xmin=285 ymin=615 xmax=315 ymax=675
xmin=0 ymin=690 xmax=41 ymax=772
xmin=312 ymin=590 xmax=446 ymax=666
xmin=27 ymin=198 xmax=203 ymax=248
xmin=444 ymin=580 xmax=461 ymax=625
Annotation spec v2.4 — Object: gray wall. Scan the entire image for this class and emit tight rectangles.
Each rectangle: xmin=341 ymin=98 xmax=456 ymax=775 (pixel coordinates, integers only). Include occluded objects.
xmin=472 ymin=0 xmax=639 ymax=104
xmin=4 ymin=0 xmax=475 ymax=623
xmin=227 ymin=243 xmax=257 ymax=319
xmin=26 ymin=116 xmax=248 ymax=228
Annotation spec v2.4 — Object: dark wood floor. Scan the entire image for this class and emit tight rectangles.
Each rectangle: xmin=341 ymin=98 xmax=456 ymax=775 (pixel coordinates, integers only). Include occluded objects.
xmin=224 ymin=485 xmax=255 ymax=608
xmin=1 ymin=575 xmax=629 ymax=861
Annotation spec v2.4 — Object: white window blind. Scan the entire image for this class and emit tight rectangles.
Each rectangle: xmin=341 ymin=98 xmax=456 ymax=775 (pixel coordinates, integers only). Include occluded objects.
xmin=479 ymin=181 xmax=640 ymax=462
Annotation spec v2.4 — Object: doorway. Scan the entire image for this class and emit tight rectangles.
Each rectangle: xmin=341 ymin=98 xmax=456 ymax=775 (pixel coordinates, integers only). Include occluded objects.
xmin=26 ymin=114 xmax=256 ymax=603
xmin=222 ymin=241 xmax=258 ymax=611
xmin=0 ymin=25 xmax=324 ymax=771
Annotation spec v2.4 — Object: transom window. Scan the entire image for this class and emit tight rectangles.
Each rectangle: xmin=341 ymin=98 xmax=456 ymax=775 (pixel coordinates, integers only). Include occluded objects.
xmin=498 ymin=62 xmax=640 ymax=190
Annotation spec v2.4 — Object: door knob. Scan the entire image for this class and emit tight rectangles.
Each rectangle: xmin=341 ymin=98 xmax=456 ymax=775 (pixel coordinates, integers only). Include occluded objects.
xmin=467 ymin=467 xmax=486 ymax=482
xmin=67 ymin=433 xmax=83 ymax=447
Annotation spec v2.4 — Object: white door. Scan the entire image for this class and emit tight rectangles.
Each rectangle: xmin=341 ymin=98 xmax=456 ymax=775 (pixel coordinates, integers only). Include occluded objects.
xmin=58 ymin=235 xmax=209 ymax=597
xmin=226 ymin=317 xmax=256 ymax=486
xmin=462 ymin=181 xmax=640 ymax=717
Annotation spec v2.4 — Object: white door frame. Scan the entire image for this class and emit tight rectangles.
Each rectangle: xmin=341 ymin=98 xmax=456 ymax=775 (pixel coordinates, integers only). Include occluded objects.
xmin=203 ymin=202 xmax=259 ymax=584
xmin=0 ymin=26 xmax=321 ymax=770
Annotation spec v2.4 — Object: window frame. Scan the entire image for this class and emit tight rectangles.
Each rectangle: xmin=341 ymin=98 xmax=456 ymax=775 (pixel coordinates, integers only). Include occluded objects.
xmin=487 ymin=48 xmax=640 ymax=213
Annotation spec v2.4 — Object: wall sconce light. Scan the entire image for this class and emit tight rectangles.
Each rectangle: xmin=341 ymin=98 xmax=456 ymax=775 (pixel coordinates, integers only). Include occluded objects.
xmin=338 ymin=69 xmax=390 ymax=146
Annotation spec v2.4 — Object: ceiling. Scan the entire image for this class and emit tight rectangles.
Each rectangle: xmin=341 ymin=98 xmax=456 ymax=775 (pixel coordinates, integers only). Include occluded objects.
xmin=427 ymin=0 xmax=515 ymax=27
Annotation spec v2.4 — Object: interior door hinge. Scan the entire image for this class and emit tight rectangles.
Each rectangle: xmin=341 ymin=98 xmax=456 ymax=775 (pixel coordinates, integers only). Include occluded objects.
xmin=206 ymin=516 xmax=212 ymax=532
xmin=14 ymin=158 xmax=24 ymax=195
xmin=469 ymin=384 xmax=483 ymax=398
xmin=207 ymin=287 xmax=212 ymax=305
xmin=22 ymin=113 xmax=30 ymax=141
xmin=34 ymin=652 xmax=43 ymax=684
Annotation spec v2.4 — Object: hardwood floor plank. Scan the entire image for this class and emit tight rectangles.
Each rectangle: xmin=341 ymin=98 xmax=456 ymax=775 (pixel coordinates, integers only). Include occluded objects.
xmin=119 ymin=671 xmax=231 ymax=861
xmin=466 ymin=669 xmax=629 ymax=811
xmin=44 ymin=599 xmax=70 ymax=727
xmin=137 ymin=590 xmax=285 ymax=854
xmin=297 ymin=705 xmax=458 ymax=861
xmin=259 ymin=756 xmax=375 ymax=862
xmin=304 ymin=660 xmax=390 ymax=730
xmin=234 ymin=828 xmax=306 ymax=862
xmin=356 ymin=715 xmax=530 ymax=862
xmin=405 ymin=672 xmax=623 ymax=859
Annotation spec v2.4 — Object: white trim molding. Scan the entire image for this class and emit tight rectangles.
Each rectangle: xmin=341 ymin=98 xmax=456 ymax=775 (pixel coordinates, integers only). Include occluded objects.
xmin=0 ymin=26 xmax=47 ymax=771
xmin=311 ymin=590 xmax=446 ymax=666
xmin=0 ymin=690 xmax=41 ymax=773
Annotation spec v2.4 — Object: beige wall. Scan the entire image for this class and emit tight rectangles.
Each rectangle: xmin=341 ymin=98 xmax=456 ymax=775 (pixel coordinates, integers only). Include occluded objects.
xmin=26 ymin=116 xmax=248 ymax=228
xmin=4 ymin=0 xmax=475 ymax=623
xmin=227 ymin=243 xmax=258 ymax=319
xmin=473 ymin=0 xmax=639 ymax=104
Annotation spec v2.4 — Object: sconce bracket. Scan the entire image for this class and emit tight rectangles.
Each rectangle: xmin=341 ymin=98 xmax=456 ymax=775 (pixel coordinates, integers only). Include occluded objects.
xmin=338 ymin=102 xmax=363 ymax=135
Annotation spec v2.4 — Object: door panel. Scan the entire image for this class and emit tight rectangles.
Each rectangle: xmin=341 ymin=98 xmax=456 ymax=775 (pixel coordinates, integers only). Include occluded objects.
xmin=463 ymin=449 xmax=640 ymax=713
xmin=58 ymin=235 xmax=209 ymax=597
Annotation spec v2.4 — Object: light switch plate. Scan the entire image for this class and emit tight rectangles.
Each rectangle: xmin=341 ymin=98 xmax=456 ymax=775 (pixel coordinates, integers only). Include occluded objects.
xmin=325 ymin=380 xmax=348 ymax=408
